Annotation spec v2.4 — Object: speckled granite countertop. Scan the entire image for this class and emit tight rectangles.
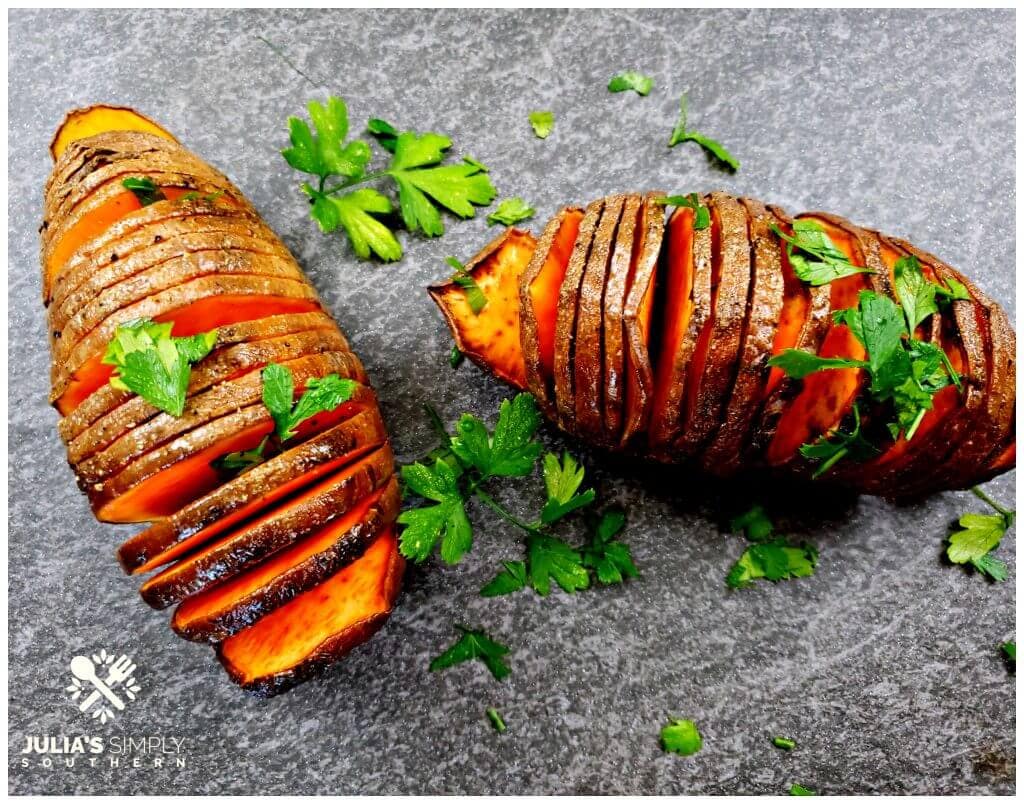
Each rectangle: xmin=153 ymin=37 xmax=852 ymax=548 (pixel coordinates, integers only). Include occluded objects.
xmin=7 ymin=8 xmax=1015 ymax=795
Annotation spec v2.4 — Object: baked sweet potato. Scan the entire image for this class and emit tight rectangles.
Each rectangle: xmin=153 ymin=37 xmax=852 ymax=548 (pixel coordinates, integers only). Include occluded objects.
xmin=42 ymin=107 xmax=399 ymax=693
xmin=431 ymin=191 xmax=1015 ymax=496
xmin=216 ymin=527 xmax=404 ymax=698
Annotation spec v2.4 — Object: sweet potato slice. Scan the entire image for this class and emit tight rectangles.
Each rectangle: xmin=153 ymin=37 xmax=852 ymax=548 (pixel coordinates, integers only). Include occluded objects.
xmin=59 ymin=312 xmax=339 ymax=445
xmin=748 ymin=207 xmax=831 ymax=458
xmin=216 ymin=527 xmax=404 ymax=697
xmin=553 ymin=198 xmax=604 ymax=431
xmin=701 ymin=197 xmax=786 ymax=474
xmin=173 ymin=478 xmax=400 ymax=644
xmin=620 ymin=193 xmax=667 ymax=447
xmin=55 ymin=252 xmax=307 ymax=362
xmin=518 ymin=207 xmax=584 ymax=414
xmin=428 ymin=228 xmax=537 ymax=388
xmin=574 ymin=195 xmax=625 ymax=442
xmin=73 ymin=351 xmax=365 ymax=483
xmin=601 ymin=194 xmax=643 ymax=440
xmin=139 ymin=445 xmax=394 ymax=609
xmin=765 ymin=216 xmax=871 ymax=467
xmin=50 ymin=105 xmax=176 ymax=160
xmin=646 ymin=202 xmax=708 ymax=455
xmin=118 ymin=402 xmax=386 ymax=574
xmin=53 ymin=279 xmax=322 ymax=413
xmin=91 ymin=389 xmax=364 ymax=523
xmin=51 ymin=225 xmax=292 ymax=335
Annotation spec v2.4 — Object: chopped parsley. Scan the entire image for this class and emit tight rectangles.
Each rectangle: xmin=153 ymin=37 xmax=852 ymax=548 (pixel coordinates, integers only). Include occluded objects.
xmin=655 ymin=193 xmax=711 ymax=230
xmin=121 ymin=176 xmax=166 ymax=206
xmin=608 ymin=70 xmax=653 ymax=96
xmin=668 ymin=93 xmax=739 ymax=171
xmin=660 ymin=718 xmax=703 ymax=756
xmin=446 ymin=256 xmax=488 ymax=314
xmin=773 ymin=736 xmax=797 ymax=751
xmin=486 ymin=707 xmax=508 ymax=733
xmin=790 ymin=784 xmax=816 ymax=796
xmin=528 ymin=110 xmax=554 ymax=139
xmin=102 ymin=319 xmax=217 ymax=416
xmin=726 ymin=504 xmax=818 ymax=589
xmin=1002 ymin=642 xmax=1016 ymax=664
xmin=283 ymin=96 xmax=496 ymax=261
xmin=449 ymin=346 xmax=465 ymax=369
xmin=430 ymin=626 xmax=511 ymax=680
xmin=770 ymin=220 xmax=873 ymax=286
xmin=487 ymin=197 xmax=536 ymax=227
xmin=946 ymin=486 xmax=1014 ymax=581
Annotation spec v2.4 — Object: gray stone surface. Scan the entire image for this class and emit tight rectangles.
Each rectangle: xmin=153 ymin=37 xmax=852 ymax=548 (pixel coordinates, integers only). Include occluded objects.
xmin=7 ymin=7 xmax=1015 ymax=795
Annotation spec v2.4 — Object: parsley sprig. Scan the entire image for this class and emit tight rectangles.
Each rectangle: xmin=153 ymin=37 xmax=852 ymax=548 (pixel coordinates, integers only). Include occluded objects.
xmin=946 ymin=486 xmax=1014 ymax=581
xmin=655 ymin=193 xmax=711 ymax=230
xmin=283 ymin=96 xmax=497 ymax=262
xmin=668 ymin=93 xmax=739 ymax=171
xmin=102 ymin=319 xmax=217 ymax=416
xmin=770 ymin=220 xmax=873 ymax=286
xmin=430 ymin=625 xmax=512 ymax=680
xmin=726 ymin=504 xmax=818 ymax=589
xmin=398 ymin=394 xmax=638 ymax=596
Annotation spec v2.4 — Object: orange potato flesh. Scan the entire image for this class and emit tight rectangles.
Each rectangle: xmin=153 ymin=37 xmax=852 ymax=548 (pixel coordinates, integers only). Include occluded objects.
xmin=529 ymin=210 xmax=584 ymax=380
xmin=55 ymin=295 xmax=321 ymax=415
xmin=218 ymin=528 xmax=401 ymax=685
xmin=45 ymin=186 xmax=197 ymax=295
xmin=764 ymin=224 xmax=809 ymax=397
xmin=130 ymin=414 xmax=375 ymax=575
xmin=173 ymin=485 xmax=386 ymax=633
xmin=988 ymin=441 xmax=1016 ymax=471
xmin=766 ymin=217 xmax=870 ymax=465
xmin=96 ymin=398 xmax=359 ymax=525
xmin=649 ymin=208 xmax=696 ymax=435
xmin=430 ymin=230 xmax=536 ymax=388
xmin=681 ymin=207 xmax=719 ymax=426
xmin=50 ymin=105 xmax=176 ymax=160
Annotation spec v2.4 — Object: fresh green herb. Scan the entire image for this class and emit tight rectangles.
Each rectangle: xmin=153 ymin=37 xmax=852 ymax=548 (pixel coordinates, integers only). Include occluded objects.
xmin=446 ymin=256 xmax=488 ymax=314
xmin=261 ymin=363 xmax=357 ymax=441
xmin=179 ymin=189 xmax=225 ymax=204
xmin=655 ymin=193 xmax=711 ymax=230
xmin=449 ymin=346 xmax=465 ymax=369
xmin=726 ymin=504 xmax=818 ymax=589
xmin=773 ymin=736 xmax=797 ymax=751
xmin=608 ymin=70 xmax=653 ymax=96
xmin=730 ymin=504 xmax=774 ymax=542
xmin=770 ymin=220 xmax=873 ymax=286
xmin=283 ymin=96 xmax=496 ymax=261
xmin=430 ymin=625 xmax=511 ymax=680
xmin=540 ymin=451 xmax=596 ymax=524
xmin=213 ymin=437 xmax=269 ymax=474
xmin=366 ymin=117 xmax=398 ymax=152
xmin=893 ymin=254 xmax=971 ymax=332
xmin=798 ymin=403 xmax=879 ymax=478
xmin=764 ymin=350 xmax=867 ymax=380
xmin=486 ymin=707 xmax=507 ymax=733
xmin=946 ymin=486 xmax=1014 ymax=581
xmin=480 ymin=560 xmax=528 ymax=597
xmin=487 ymin=197 xmax=535 ymax=227
xmin=462 ymin=156 xmax=489 ymax=173
xmin=1002 ymin=642 xmax=1016 ymax=663
xmin=398 ymin=457 xmax=474 ymax=564
xmin=102 ymin=319 xmax=217 ymax=416
xmin=667 ymin=94 xmax=739 ymax=171
xmin=121 ymin=176 xmax=166 ymax=206
xmin=582 ymin=508 xmax=639 ymax=585
xmin=529 ymin=110 xmax=554 ymax=139
xmin=660 ymin=718 xmax=703 ymax=756
xmin=790 ymin=784 xmax=816 ymax=796
xmin=526 ymin=533 xmax=591 ymax=595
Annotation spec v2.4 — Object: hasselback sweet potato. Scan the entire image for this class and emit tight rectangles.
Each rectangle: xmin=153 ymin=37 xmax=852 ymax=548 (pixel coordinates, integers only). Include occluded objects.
xmin=431 ymin=191 xmax=1015 ymax=496
xmin=41 ymin=106 xmax=400 ymax=694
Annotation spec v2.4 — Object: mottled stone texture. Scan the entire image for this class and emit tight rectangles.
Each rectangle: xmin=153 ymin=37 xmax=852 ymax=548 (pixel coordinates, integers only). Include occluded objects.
xmin=7 ymin=8 xmax=1015 ymax=795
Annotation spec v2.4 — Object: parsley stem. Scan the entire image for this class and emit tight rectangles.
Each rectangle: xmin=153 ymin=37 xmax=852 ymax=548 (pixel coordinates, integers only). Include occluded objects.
xmin=471 ymin=486 xmax=545 ymax=537
xmin=811 ymin=445 xmax=848 ymax=479
xmin=904 ymin=407 xmax=928 ymax=442
xmin=971 ymin=486 xmax=1013 ymax=520
xmin=320 ymin=170 xmax=390 ymax=197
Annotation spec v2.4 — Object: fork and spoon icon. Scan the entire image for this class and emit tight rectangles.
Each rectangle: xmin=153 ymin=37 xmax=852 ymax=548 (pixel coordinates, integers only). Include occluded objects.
xmin=70 ymin=654 xmax=136 ymax=712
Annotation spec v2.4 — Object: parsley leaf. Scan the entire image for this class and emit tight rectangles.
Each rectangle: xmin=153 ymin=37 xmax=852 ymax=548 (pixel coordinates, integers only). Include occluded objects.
xmin=451 ymin=394 xmax=542 ymax=478
xmin=767 ymin=350 xmax=867 ymax=379
xmin=1002 ymin=642 xmax=1016 ymax=663
xmin=799 ymin=403 xmax=879 ymax=478
xmin=893 ymin=255 xmax=939 ymax=332
xmin=366 ymin=117 xmax=398 ymax=153
xmin=527 ymin=533 xmax=590 ymax=595
xmin=581 ymin=508 xmax=639 ymax=585
xmin=528 ymin=110 xmax=554 ymax=139
xmin=667 ymin=94 xmax=739 ymax=171
xmin=122 ymin=177 xmax=166 ymax=206
xmin=727 ymin=540 xmax=818 ymax=589
xmin=480 ymin=560 xmax=528 ymax=597
xmin=303 ymin=185 xmax=402 ymax=261
xmin=655 ymin=193 xmax=711 ymax=229
xmin=771 ymin=220 xmax=873 ymax=285
xmin=213 ymin=437 xmax=269 ymax=474
xmin=261 ymin=363 xmax=357 ymax=441
xmin=608 ymin=70 xmax=653 ymax=96
xmin=540 ymin=452 xmax=596 ymax=524
xmin=445 ymin=256 xmax=488 ymax=314
xmin=660 ymin=718 xmax=703 ymax=756
xmin=430 ymin=625 xmax=511 ymax=680
xmin=449 ymin=346 xmax=465 ymax=369
xmin=283 ymin=97 xmax=370 ymax=180
xmin=487 ymin=197 xmax=536 ymax=227
xmin=102 ymin=319 xmax=217 ymax=416
xmin=386 ymin=132 xmax=497 ymax=237
xmin=730 ymin=504 xmax=774 ymax=542
xmin=397 ymin=458 xmax=473 ymax=564
xmin=790 ymin=784 xmax=816 ymax=796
